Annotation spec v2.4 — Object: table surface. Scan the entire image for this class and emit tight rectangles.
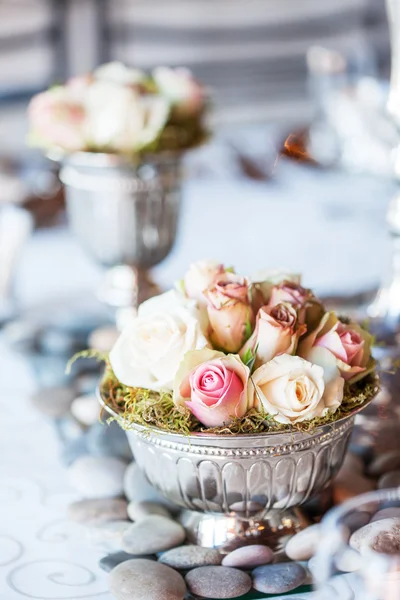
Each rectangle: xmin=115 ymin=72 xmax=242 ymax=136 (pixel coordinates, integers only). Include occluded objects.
xmin=0 ymin=162 xmax=395 ymax=599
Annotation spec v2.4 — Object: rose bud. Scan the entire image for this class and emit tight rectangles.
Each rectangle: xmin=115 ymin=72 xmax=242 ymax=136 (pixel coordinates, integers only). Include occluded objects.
xmin=183 ymin=260 xmax=225 ymax=305
xmin=204 ymin=273 xmax=254 ymax=353
xmin=268 ymin=280 xmax=324 ymax=333
xmin=173 ymin=348 xmax=251 ymax=427
xmin=298 ymin=312 xmax=375 ymax=384
xmin=240 ymin=303 xmax=306 ymax=368
xmin=249 ymin=354 xmax=343 ymax=424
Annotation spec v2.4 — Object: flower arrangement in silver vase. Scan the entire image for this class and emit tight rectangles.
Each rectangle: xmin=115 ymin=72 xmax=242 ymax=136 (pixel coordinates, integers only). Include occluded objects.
xmin=27 ymin=62 xmax=208 ymax=158
xmin=95 ymin=260 xmax=378 ymax=434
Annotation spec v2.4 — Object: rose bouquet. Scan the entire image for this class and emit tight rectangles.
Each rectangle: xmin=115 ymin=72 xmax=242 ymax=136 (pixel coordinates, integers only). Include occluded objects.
xmin=28 ymin=62 xmax=207 ymax=157
xmin=92 ymin=260 xmax=378 ymax=434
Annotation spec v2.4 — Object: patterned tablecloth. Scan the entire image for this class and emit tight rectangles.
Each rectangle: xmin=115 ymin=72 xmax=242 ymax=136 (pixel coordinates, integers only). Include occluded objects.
xmin=0 ymin=163 xmax=395 ymax=599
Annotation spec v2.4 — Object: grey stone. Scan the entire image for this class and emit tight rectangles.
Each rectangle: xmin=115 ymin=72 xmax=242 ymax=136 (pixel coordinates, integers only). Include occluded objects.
xmin=60 ymin=435 xmax=89 ymax=467
xmin=378 ymin=470 xmax=400 ymax=490
xmin=87 ymin=420 xmax=132 ymax=461
xmin=127 ymin=501 xmax=171 ymax=522
xmin=31 ymin=386 xmax=75 ymax=418
xmin=222 ymin=545 xmax=273 ymax=568
xmin=159 ymin=545 xmax=222 ymax=569
xmin=71 ymin=394 xmax=99 ymax=427
xmin=109 ymin=558 xmax=186 ymax=600
xmin=185 ymin=566 xmax=252 ymax=599
xmin=252 ymin=562 xmax=307 ymax=594
xmin=68 ymin=456 xmax=126 ymax=498
xmin=341 ymin=511 xmax=371 ymax=533
xmin=39 ymin=328 xmax=76 ymax=356
xmin=68 ymin=498 xmax=128 ymax=523
xmin=100 ymin=551 xmax=152 ymax=573
xmin=123 ymin=463 xmax=177 ymax=511
xmin=122 ymin=516 xmax=186 ymax=555
xmin=350 ymin=517 xmax=400 ymax=555
xmin=371 ymin=507 xmax=400 ymax=523
xmin=285 ymin=524 xmax=321 ymax=561
xmin=87 ymin=520 xmax=130 ymax=552
xmin=368 ymin=451 xmax=400 ymax=477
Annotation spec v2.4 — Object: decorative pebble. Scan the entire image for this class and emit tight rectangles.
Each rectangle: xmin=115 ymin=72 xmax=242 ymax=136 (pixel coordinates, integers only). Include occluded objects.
xmin=341 ymin=511 xmax=371 ymax=532
xmin=333 ymin=474 xmax=374 ymax=504
xmin=109 ymin=558 xmax=186 ymax=600
xmin=368 ymin=450 xmax=400 ymax=477
xmin=252 ymin=562 xmax=307 ymax=594
xmin=350 ymin=518 xmax=400 ymax=555
xmin=89 ymin=325 xmax=119 ymax=352
xmin=371 ymin=507 xmax=400 ymax=523
xmin=68 ymin=498 xmax=128 ymax=523
xmin=378 ymin=470 xmax=400 ymax=490
xmin=100 ymin=551 xmax=155 ymax=572
xmin=222 ymin=545 xmax=273 ymax=568
xmin=285 ymin=524 xmax=321 ymax=561
xmin=87 ymin=420 xmax=132 ymax=461
xmin=31 ymin=386 xmax=75 ymax=418
xmin=127 ymin=501 xmax=171 ymax=522
xmin=122 ymin=516 xmax=186 ymax=555
xmin=39 ymin=328 xmax=76 ymax=356
xmin=60 ymin=435 xmax=89 ymax=467
xmin=68 ymin=456 xmax=126 ymax=498
xmin=123 ymin=463 xmax=177 ymax=511
xmin=87 ymin=520 xmax=130 ymax=552
xmin=185 ymin=566 xmax=252 ymax=599
xmin=159 ymin=545 xmax=222 ymax=569
xmin=71 ymin=394 xmax=99 ymax=427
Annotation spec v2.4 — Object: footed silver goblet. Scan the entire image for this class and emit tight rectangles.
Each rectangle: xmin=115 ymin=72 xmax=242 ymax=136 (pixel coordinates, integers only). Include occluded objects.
xmin=100 ymin=388 xmax=375 ymax=553
xmin=60 ymin=152 xmax=182 ymax=329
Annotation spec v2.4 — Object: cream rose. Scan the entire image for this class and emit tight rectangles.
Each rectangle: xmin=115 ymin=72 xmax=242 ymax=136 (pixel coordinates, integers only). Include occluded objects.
xmin=183 ymin=260 xmax=225 ymax=305
xmin=249 ymin=355 xmax=343 ymax=424
xmin=109 ymin=290 xmax=209 ymax=391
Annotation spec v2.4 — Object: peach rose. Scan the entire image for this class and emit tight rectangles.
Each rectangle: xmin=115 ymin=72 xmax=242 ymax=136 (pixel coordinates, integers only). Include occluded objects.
xmin=183 ymin=260 xmax=225 ymax=305
xmin=174 ymin=348 xmax=251 ymax=427
xmin=249 ymin=355 xmax=343 ymax=424
xmin=204 ymin=273 xmax=254 ymax=353
xmin=298 ymin=312 xmax=375 ymax=384
xmin=240 ymin=303 xmax=306 ymax=368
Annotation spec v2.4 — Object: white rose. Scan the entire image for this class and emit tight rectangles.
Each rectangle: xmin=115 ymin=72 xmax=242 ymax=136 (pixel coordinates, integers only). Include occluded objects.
xmin=109 ymin=290 xmax=209 ymax=391
xmin=249 ymin=354 xmax=343 ymax=424
xmin=183 ymin=260 xmax=225 ymax=305
xmin=94 ymin=62 xmax=146 ymax=86
xmin=153 ymin=66 xmax=204 ymax=116
xmin=84 ymin=81 xmax=169 ymax=152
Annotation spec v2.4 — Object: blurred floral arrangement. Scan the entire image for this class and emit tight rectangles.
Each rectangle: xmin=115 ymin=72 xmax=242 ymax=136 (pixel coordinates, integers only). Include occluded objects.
xmin=28 ymin=62 xmax=208 ymax=157
xmin=85 ymin=260 xmax=379 ymax=435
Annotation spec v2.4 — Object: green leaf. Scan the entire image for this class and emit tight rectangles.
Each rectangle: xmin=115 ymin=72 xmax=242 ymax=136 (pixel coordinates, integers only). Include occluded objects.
xmin=175 ymin=279 xmax=186 ymax=294
xmin=242 ymin=345 xmax=258 ymax=374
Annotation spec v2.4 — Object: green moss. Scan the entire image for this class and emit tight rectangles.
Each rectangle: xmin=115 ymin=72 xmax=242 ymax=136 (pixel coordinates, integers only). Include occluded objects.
xmin=99 ymin=363 xmax=379 ymax=436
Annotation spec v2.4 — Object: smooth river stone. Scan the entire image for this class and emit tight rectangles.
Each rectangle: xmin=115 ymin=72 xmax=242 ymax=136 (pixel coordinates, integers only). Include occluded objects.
xmin=109 ymin=558 xmax=186 ymax=600
xmin=371 ymin=508 xmax=400 ymax=523
xmin=252 ymin=562 xmax=307 ymax=595
xmin=71 ymin=394 xmax=99 ymax=427
xmin=285 ymin=524 xmax=321 ymax=561
xmin=368 ymin=450 xmax=400 ymax=477
xmin=61 ymin=435 xmax=89 ymax=467
xmin=122 ymin=516 xmax=185 ymax=555
xmin=185 ymin=566 xmax=252 ymax=599
xmin=127 ymin=501 xmax=171 ymax=522
xmin=68 ymin=456 xmax=126 ymax=498
xmin=333 ymin=474 xmax=374 ymax=504
xmin=378 ymin=470 xmax=400 ymax=490
xmin=100 ymin=551 xmax=155 ymax=572
xmin=350 ymin=518 xmax=400 ymax=555
xmin=222 ymin=545 xmax=273 ymax=568
xmin=87 ymin=420 xmax=132 ymax=461
xmin=31 ymin=386 xmax=75 ymax=418
xmin=68 ymin=498 xmax=128 ymax=523
xmin=159 ymin=545 xmax=222 ymax=569
xmin=87 ymin=521 xmax=130 ymax=552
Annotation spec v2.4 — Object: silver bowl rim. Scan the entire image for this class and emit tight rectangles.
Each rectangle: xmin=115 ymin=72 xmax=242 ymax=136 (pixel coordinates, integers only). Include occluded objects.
xmin=49 ymin=149 xmax=185 ymax=168
xmin=97 ymin=383 xmax=378 ymax=442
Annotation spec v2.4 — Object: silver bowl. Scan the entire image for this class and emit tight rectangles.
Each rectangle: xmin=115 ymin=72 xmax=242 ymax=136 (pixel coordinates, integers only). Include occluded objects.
xmin=100 ymin=388 xmax=375 ymax=552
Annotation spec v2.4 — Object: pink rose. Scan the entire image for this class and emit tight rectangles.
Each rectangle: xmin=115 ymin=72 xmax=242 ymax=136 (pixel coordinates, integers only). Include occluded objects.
xmin=298 ymin=312 xmax=375 ymax=383
xmin=28 ymin=87 xmax=86 ymax=152
xmin=204 ymin=273 xmax=254 ymax=353
xmin=183 ymin=260 xmax=225 ymax=305
xmin=268 ymin=280 xmax=324 ymax=332
xmin=173 ymin=349 xmax=251 ymax=427
xmin=240 ymin=303 xmax=306 ymax=368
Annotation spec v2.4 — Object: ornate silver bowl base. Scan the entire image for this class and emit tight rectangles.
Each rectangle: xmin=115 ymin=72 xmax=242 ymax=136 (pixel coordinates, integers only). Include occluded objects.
xmin=99 ymin=388 xmax=374 ymax=552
